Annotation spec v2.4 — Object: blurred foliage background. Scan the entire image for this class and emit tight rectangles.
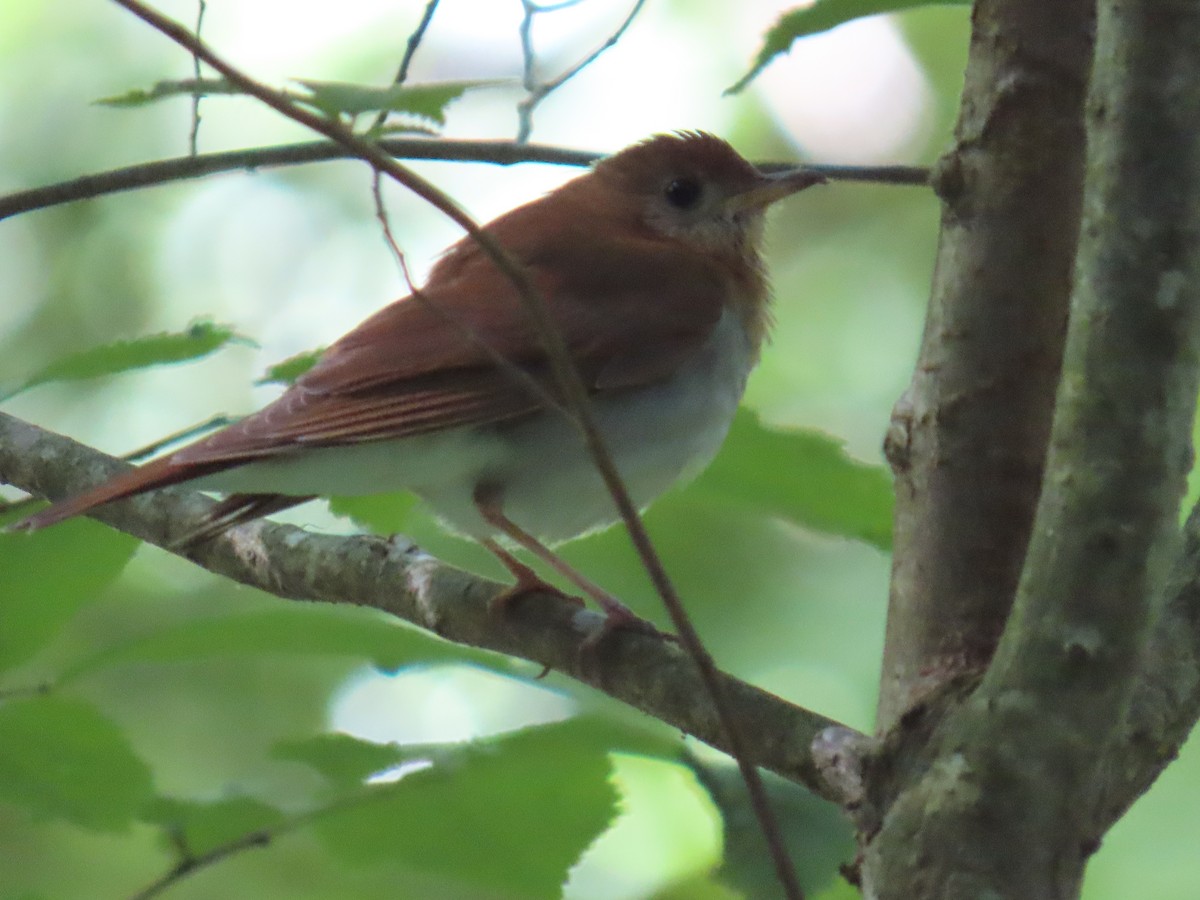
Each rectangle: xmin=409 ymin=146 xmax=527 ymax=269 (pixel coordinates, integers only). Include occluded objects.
xmin=1 ymin=1 xmax=1197 ymax=898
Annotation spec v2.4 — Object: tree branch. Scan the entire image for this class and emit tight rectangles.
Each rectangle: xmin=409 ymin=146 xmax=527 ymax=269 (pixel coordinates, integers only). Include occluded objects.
xmin=877 ymin=0 xmax=1091 ymax=728
xmin=0 ymin=138 xmax=598 ymax=221
xmin=864 ymin=0 xmax=1200 ymax=895
xmin=1098 ymin=500 xmax=1200 ymax=831
xmin=0 ymin=137 xmax=926 ymax=222
xmin=0 ymin=411 xmax=858 ymax=803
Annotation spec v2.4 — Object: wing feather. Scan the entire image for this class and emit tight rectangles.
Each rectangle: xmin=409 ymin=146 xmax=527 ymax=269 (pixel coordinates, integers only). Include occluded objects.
xmin=17 ymin=176 xmax=732 ymax=530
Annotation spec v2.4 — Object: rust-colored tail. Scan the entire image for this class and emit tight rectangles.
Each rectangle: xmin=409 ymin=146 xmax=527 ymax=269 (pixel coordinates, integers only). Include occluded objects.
xmin=13 ymin=455 xmax=228 ymax=532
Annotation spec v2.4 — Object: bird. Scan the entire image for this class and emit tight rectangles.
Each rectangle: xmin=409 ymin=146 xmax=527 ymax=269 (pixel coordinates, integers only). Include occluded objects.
xmin=15 ymin=131 xmax=822 ymax=627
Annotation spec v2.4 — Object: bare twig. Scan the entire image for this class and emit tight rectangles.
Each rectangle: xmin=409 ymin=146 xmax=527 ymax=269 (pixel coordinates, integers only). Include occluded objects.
xmin=366 ymin=0 xmax=440 ymax=232
xmin=187 ymin=1 xmax=206 ymax=155
xmin=130 ymin=770 xmax=439 ymax=900
xmin=516 ymin=0 xmax=648 ymax=142
xmin=131 ymin=830 xmax=271 ymax=900
xmin=125 ymin=414 xmax=235 ymax=462
xmin=368 ymin=0 xmax=439 ymax=135
xmin=0 ymin=139 xmax=599 ymax=221
xmin=0 ymin=139 xmax=923 ymax=221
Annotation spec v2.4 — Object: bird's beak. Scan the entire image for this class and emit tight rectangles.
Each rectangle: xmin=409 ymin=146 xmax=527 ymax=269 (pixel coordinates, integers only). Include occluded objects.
xmin=727 ymin=168 xmax=825 ymax=212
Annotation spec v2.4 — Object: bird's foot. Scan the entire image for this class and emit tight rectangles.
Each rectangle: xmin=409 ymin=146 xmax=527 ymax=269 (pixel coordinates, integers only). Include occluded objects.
xmin=487 ymin=558 xmax=584 ymax=617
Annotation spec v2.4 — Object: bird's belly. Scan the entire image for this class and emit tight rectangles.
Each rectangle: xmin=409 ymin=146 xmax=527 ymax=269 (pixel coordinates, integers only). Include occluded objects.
xmin=419 ymin=309 xmax=755 ymax=542
xmin=198 ymin=310 xmax=754 ymax=543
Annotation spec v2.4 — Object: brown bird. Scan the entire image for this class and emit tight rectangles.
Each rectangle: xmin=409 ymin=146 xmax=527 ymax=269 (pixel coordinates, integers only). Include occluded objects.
xmin=16 ymin=132 xmax=821 ymax=625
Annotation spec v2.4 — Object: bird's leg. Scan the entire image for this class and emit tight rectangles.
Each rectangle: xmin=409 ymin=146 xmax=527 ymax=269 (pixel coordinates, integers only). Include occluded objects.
xmin=479 ymin=537 xmax=583 ymax=614
xmin=473 ymin=485 xmax=666 ymax=639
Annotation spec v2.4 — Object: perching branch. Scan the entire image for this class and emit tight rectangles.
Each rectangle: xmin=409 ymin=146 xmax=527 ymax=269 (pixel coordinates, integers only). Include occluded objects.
xmin=0 ymin=410 xmax=857 ymax=802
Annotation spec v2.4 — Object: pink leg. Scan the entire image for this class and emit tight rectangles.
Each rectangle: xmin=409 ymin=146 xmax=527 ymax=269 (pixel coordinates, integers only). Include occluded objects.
xmin=480 ymin=537 xmax=583 ymax=613
xmin=474 ymin=485 xmax=663 ymax=636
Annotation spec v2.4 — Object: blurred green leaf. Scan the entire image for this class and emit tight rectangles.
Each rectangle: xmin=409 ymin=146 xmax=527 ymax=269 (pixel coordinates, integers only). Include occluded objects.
xmin=727 ymin=0 xmax=970 ymax=93
xmin=0 ymin=696 xmax=153 ymax=830
xmin=811 ymin=879 xmax=865 ymax=900
xmin=653 ymin=875 xmax=744 ymax=900
xmin=255 ymin=347 xmax=325 ymax=386
xmin=295 ymin=79 xmax=501 ymax=124
xmin=2 ymin=320 xmax=253 ymax=400
xmin=328 ymin=492 xmax=422 ymax=536
xmin=58 ymin=605 xmax=493 ymax=685
xmin=690 ymin=410 xmax=893 ymax=550
xmin=278 ymin=717 xmax=680 ymax=793
xmin=311 ymin=720 xmax=619 ymax=897
xmin=274 ymin=733 xmax=410 ymax=790
xmin=0 ymin=518 xmax=138 ymax=672
xmin=142 ymin=796 xmax=286 ymax=857
xmin=96 ymin=78 xmax=243 ymax=107
xmin=690 ymin=757 xmax=853 ymax=897
xmin=96 ymin=77 xmax=495 ymax=129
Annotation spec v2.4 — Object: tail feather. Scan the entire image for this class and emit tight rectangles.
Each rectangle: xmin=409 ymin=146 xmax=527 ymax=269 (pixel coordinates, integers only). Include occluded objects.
xmin=13 ymin=455 xmax=231 ymax=532
xmin=170 ymin=493 xmax=314 ymax=549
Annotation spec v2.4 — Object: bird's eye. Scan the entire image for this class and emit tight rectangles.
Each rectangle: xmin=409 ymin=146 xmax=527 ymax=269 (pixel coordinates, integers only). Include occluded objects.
xmin=663 ymin=177 xmax=703 ymax=210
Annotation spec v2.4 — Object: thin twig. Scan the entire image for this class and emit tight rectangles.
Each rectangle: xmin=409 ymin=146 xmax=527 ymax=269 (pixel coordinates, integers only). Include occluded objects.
xmin=130 ymin=747 xmax=547 ymax=900
xmin=125 ymin=414 xmax=235 ymax=462
xmin=0 ymin=139 xmax=599 ymax=221
xmin=0 ymin=138 xmax=925 ymax=221
xmin=516 ymin=0 xmax=648 ymax=142
xmin=366 ymin=4 xmax=570 ymax=425
xmin=131 ymin=830 xmax=271 ymax=900
xmin=366 ymin=0 xmax=441 ymax=221
xmin=187 ymin=0 xmax=206 ymax=155
xmin=368 ymin=0 xmax=439 ymax=135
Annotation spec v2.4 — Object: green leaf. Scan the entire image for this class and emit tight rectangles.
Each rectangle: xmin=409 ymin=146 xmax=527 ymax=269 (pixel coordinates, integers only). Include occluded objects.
xmin=276 ymin=718 xmax=678 ymax=793
xmin=95 ymin=78 xmax=243 ymax=107
xmin=0 ymin=696 xmax=154 ymax=830
xmin=142 ymin=796 xmax=285 ymax=857
xmin=3 ymin=320 xmax=253 ymax=400
xmin=0 ymin=517 xmax=138 ymax=672
xmin=273 ymin=733 xmax=412 ymax=790
xmin=691 ymin=757 xmax=853 ymax=897
xmin=58 ymin=605 xmax=490 ymax=685
xmin=255 ymin=347 xmax=325 ymax=386
xmin=311 ymin=720 xmax=619 ymax=898
xmin=295 ymin=79 xmax=500 ymax=124
xmin=328 ymin=492 xmax=422 ymax=536
xmin=727 ymin=0 xmax=970 ymax=93
xmin=690 ymin=410 xmax=893 ymax=550
xmin=95 ymin=77 xmax=496 ymax=129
